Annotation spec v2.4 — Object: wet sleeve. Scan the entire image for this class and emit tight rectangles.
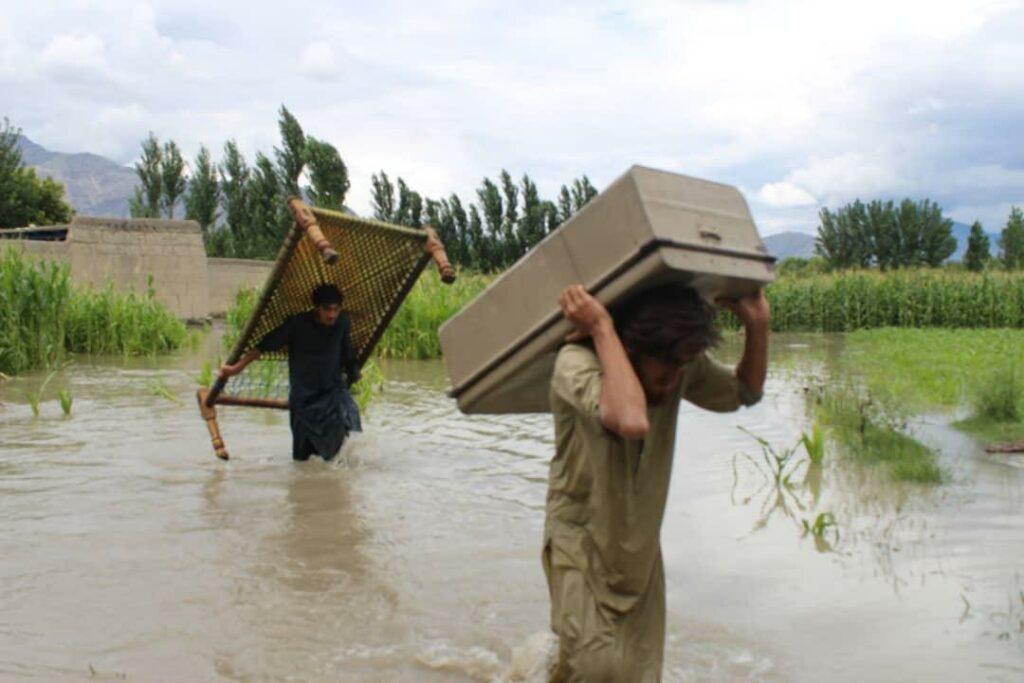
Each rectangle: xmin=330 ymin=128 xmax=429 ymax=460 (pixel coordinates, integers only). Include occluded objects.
xmin=256 ymin=317 xmax=293 ymax=353
xmin=340 ymin=316 xmax=361 ymax=384
xmin=550 ymin=344 xmax=603 ymax=420
xmin=682 ymin=352 xmax=762 ymax=413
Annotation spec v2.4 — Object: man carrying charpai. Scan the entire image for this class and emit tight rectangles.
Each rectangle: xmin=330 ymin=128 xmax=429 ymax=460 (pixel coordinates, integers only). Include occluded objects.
xmin=219 ymin=283 xmax=362 ymax=461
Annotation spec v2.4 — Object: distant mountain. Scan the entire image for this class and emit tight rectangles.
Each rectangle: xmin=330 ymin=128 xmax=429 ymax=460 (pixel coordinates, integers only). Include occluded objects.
xmin=15 ymin=135 xmax=135 ymax=218
xmin=763 ymin=231 xmax=816 ymax=260
xmin=763 ymin=223 xmax=1002 ymax=262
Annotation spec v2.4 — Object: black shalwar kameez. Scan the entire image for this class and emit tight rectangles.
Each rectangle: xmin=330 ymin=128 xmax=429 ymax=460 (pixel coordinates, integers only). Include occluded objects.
xmin=256 ymin=311 xmax=362 ymax=460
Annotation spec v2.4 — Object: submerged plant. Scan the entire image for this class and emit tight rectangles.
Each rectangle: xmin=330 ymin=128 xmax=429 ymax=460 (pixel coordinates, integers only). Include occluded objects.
xmin=352 ymin=359 xmax=385 ymax=412
xmin=195 ymin=360 xmax=214 ymax=388
xmin=732 ymin=429 xmax=811 ymax=534
xmin=810 ymin=386 xmax=945 ymax=484
xmin=149 ymin=378 xmax=181 ymax=404
xmin=969 ymin=363 xmax=1022 ymax=423
xmin=26 ymin=369 xmax=59 ymax=417
xmin=58 ymin=387 xmax=73 ymax=416
xmin=801 ymin=512 xmax=839 ymax=552
xmin=800 ymin=422 xmax=826 ymax=465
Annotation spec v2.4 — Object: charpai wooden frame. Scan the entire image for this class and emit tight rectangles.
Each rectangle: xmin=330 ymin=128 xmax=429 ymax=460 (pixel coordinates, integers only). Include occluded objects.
xmin=197 ymin=197 xmax=456 ymax=460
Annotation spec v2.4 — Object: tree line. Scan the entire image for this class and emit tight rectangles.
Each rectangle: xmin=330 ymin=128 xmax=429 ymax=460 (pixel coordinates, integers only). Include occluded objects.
xmin=0 ymin=118 xmax=74 ymax=229
xmin=814 ymin=199 xmax=1024 ymax=271
xmin=133 ymin=105 xmax=597 ymax=269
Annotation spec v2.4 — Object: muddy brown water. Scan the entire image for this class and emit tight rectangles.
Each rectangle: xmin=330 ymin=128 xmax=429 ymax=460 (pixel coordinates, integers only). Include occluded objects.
xmin=1 ymin=334 xmax=1022 ymax=681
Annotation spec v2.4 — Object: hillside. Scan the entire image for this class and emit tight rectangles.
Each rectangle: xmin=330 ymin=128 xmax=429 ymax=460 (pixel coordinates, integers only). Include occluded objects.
xmin=16 ymin=135 xmax=135 ymax=218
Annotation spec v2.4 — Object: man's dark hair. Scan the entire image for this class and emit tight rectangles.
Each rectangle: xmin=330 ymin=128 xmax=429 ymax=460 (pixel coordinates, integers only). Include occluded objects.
xmin=312 ymin=283 xmax=343 ymax=307
xmin=613 ymin=283 xmax=720 ymax=363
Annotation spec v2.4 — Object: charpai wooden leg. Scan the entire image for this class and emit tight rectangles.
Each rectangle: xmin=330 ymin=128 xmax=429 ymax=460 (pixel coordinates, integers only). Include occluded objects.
xmin=197 ymin=389 xmax=230 ymax=461
xmin=423 ymin=226 xmax=457 ymax=284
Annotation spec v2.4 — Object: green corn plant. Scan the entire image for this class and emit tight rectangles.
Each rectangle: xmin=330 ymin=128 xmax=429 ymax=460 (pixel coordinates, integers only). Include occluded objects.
xmin=58 ymin=387 xmax=73 ymax=416
xmin=800 ymin=422 xmax=825 ymax=465
xmin=26 ymin=369 xmax=59 ymax=417
xmin=149 ymin=378 xmax=181 ymax=404
xmin=195 ymin=360 xmax=214 ymax=387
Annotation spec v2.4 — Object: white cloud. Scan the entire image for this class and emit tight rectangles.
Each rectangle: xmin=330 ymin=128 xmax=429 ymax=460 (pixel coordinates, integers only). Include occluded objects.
xmin=0 ymin=0 xmax=1020 ymax=232
xmin=39 ymin=33 xmax=107 ymax=80
xmin=299 ymin=41 xmax=342 ymax=82
xmin=757 ymin=182 xmax=817 ymax=208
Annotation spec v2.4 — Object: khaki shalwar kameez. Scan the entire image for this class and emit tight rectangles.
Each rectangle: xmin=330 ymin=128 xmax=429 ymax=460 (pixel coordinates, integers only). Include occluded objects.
xmin=544 ymin=344 xmax=761 ymax=682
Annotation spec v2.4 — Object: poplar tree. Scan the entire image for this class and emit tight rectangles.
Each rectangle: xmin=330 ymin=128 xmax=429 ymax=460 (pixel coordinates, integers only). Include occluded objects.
xmin=184 ymin=145 xmax=220 ymax=238
xmin=964 ymin=220 xmax=990 ymax=272
xmin=1000 ymin=206 xmax=1024 ymax=269
xmin=219 ymin=140 xmax=250 ymax=250
xmin=275 ymin=106 xmax=306 ymax=198
xmin=247 ymin=152 xmax=281 ymax=255
xmin=130 ymin=132 xmax=162 ymax=218
xmin=160 ymin=141 xmax=186 ymax=219
xmin=305 ymin=137 xmax=349 ymax=210
xmin=370 ymin=171 xmax=396 ymax=222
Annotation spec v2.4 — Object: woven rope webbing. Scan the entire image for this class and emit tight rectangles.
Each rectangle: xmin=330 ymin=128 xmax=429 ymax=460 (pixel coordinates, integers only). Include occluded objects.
xmin=217 ymin=207 xmax=429 ymax=401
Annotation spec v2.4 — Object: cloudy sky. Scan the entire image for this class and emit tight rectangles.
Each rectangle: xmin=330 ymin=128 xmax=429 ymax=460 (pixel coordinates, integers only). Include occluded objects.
xmin=2 ymin=0 xmax=1022 ymax=233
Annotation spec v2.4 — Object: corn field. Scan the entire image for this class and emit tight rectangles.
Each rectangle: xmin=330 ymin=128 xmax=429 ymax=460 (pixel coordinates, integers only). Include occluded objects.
xmin=0 ymin=247 xmax=187 ymax=375
xmin=724 ymin=269 xmax=1024 ymax=332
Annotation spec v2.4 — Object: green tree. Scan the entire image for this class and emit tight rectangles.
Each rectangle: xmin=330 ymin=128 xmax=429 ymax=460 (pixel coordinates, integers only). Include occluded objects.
xmin=499 ymin=170 xmax=520 ymax=263
xmin=130 ymin=132 xmax=162 ymax=218
xmin=275 ymin=105 xmax=306 ymax=198
xmin=160 ymin=141 xmax=187 ymax=219
xmin=516 ymin=174 xmax=547 ymax=255
xmin=305 ymin=137 xmax=349 ymax=210
xmin=0 ymin=119 xmax=73 ymax=228
xmin=219 ymin=140 xmax=250 ymax=252
xmin=467 ymin=204 xmax=487 ymax=270
xmin=1000 ymin=206 xmax=1024 ymax=269
xmin=557 ymin=185 xmax=573 ymax=224
xmin=555 ymin=175 xmax=598 ymax=227
xmin=815 ymin=202 xmax=870 ymax=269
xmin=477 ymin=177 xmax=504 ymax=270
xmin=915 ymin=199 xmax=956 ymax=267
xmin=246 ymin=152 xmax=281 ymax=257
xmin=395 ymin=178 xmax=423 ymax=227
xmin=569 ymin=175 xmax=598 ymax=210
xmin=184 ymin=146 xmax=220 ymax=243
xmin=864 ymin=200 xmax=897 ymax=270
xmin=448 ymin=194 xmax=471 ymax=267
xmin=964 ymin=220 xmax=990 ymax=272
xmin=370 ymin=171 xmax=396 ymax=222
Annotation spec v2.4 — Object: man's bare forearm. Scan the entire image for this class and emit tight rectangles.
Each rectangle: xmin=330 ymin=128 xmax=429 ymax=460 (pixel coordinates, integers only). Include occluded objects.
xmin=734 ymin=321 xmax=768 ymax=397
xmin=592 ymin=320 xmax=649 ymax=439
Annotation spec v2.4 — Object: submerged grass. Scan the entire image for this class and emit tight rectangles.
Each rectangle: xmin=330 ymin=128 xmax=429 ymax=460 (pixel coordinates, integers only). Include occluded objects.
xmin=0 ymin=248 xmax=187 ymax=375
xmin=837 ymin=328 xmax=1024 ymax=444
xmin=955 ymin=362 xmax=1024 ymax=443
xmin=810 ymin=387 xmax=946 ymax=484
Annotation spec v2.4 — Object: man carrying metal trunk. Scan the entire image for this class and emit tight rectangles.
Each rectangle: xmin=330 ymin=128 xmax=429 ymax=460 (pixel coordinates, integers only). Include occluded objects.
xmin=544 ymin=283 xmax=769 ymax=681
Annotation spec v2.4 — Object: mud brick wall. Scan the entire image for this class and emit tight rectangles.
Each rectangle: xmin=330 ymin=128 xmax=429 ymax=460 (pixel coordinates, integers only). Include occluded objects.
xmin=206 ymin=257 xmax=274 ymax=316
xmin=16 ymin=216 xmax=210 ymax=320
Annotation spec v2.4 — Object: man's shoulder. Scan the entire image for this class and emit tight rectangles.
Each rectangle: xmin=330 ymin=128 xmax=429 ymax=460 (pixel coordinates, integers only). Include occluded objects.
xmin=554 ymin=343 xmax=599 ymax=376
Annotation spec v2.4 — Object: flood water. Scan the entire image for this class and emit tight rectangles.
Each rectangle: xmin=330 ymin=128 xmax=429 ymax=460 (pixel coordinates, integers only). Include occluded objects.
xmin=1 ymin=333 xmax=1022 ymax=681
